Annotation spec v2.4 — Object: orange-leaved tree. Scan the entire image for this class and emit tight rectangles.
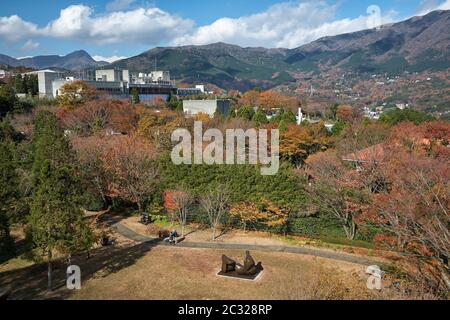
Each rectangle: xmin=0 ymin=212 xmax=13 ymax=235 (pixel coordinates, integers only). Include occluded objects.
xmin=102 ymin=136 xmax=159 ymax=213
xmin=163 ymin=188 xmax=193 ymax=236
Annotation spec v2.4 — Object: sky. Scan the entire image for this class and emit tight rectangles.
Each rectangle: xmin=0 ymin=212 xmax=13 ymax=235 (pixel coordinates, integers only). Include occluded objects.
xmin=0 ymin=0 xmax=449 ymax=62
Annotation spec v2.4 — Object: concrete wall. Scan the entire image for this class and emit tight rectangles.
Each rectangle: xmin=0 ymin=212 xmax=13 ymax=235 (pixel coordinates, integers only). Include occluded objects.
xmin=183 ymin=100 xmax=230 ymax=117
xmin=95 ymin=69 xmax=130 ymax=82
xmin=96 ymin=70 xmax=116 ymax=82
xmin=38 ymin=71 xmax=62 ymax=98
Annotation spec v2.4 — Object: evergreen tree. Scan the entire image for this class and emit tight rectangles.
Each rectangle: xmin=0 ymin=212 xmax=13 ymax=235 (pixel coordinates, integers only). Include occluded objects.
xmin=0 ymin=141 xmax=17 ymax=259
xmin=252 ymin=109 xmax=268 ymax=126
xmin=0 ymin=210 xmax=14 ymax=261
xmin=27 ymin=111 xmax=92 ymax=289
xmin=0 ymin=120 xmax=21 ymax=258
xmin=31 ymin=111 xmax=74 ymax=185
xmin=236 ymin=106 xmax=255 ymax=121
xmin=131 ymin=88 xmax=140 ymax=105
xmin=278 ymin=119 xmax=288 ymax=132
xmin=0 ymin=85 xmax=18 ymax=118
xmin=14 ymin=74 xmax=24 ymax=93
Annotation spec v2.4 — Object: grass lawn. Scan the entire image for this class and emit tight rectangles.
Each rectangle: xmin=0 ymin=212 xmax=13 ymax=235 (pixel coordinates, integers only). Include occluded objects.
xmin=69 ymin=246 xmax=378 ymax=300
xmin=0 ymin=222 xmax=407 ymax=300
xmin=0 ymin=235 xmax=401 ymax=300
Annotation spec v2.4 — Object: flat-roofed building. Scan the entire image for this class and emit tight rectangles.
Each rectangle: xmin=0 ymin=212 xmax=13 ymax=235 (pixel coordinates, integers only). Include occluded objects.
xmin=35 ymin=70 xmax=64 ymax=98
xmin=183 ymin=99 xmax=230 ymax=117
xmin=96 ymin=69 xmax=130 ymax=83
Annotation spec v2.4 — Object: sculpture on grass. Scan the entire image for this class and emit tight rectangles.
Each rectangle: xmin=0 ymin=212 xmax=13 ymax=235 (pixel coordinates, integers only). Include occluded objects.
xmin=221 ymin=251 xmax=263 ymax=277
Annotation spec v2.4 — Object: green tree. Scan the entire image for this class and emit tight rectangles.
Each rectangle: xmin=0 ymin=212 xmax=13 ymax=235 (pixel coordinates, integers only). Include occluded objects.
xmin=0 ymin=85 xmax=18 ymax=118
xmin=27 ymin=111 xmax=92 ymax=289
xmin=278 ymin=119 xmax=288 ymax=132
xmin=0 ymin=140 xmax=17 ymax=260
xmin=379 ymin=109 xmax=435 ymax=126
xmin=28 ymin=163 xmax=92 ymax=289
xmin=331 ymin=120 xmax=346 ymax=136
xmin=14 ymin=74 xmax=24 ymax=93
xmin=236 ymin=106 xmax=255 ymax=121
xmin=0 ymin=210 xmax=14 ymax=261
xmin=252 ymin=109 xmax=268 ymax=126
xmin=23 ymin=74 xmax=38 ymax=96
xmin=131 ymin=88 xmax=140 ymax=105
xmin=281 ymin=110 xmax=297 ymax=124
xmin=31 ymin=111 xmax=75 ymax=185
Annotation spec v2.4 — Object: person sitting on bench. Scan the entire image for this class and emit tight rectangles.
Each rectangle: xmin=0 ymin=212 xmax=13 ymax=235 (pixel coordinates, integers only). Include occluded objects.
xmin=164 ymin=230 xmax=179 ymax=244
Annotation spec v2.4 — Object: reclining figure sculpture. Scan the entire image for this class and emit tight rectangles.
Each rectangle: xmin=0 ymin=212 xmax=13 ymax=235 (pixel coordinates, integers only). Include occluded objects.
xmin=221 ymin=251 xmax=262 ymax=276
xmin=236 ymin=251 xmax=262 ymax=276
xmin=221 ymin=255 xmax=237 ymax=273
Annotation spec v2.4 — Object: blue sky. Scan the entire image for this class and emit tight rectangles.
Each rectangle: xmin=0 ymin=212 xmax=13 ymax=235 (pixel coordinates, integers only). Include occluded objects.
xmin=0 ymin=0 xmax=449 ymax=62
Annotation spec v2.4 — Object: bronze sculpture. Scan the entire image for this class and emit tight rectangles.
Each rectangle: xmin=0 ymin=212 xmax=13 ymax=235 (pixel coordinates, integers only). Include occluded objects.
xmin=221 ymin=255 xmax=237 ymax=273
xmin=220 ymin=251 xmax=263 ymax=278
xmin=236 ymin=251 xmax=260 ymax=276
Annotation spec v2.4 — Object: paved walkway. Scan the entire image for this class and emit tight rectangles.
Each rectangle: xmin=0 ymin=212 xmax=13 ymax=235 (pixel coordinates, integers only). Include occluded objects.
xmin=112 ymin=220 xmax=383 ymax=267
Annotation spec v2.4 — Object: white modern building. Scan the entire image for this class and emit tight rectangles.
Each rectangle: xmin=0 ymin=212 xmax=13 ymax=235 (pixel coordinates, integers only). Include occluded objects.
xmin=32 ymin=68 xmax=176 ymax=100
xmin=96 ymin=69 xmax=130 ymax=83
xmin=36 ymin=70 xmax=65 ymax=98
xmin=183 ymin=100 xmax=230 ymax=117
xmin=130 ymin=71 xmax=171 ymax=85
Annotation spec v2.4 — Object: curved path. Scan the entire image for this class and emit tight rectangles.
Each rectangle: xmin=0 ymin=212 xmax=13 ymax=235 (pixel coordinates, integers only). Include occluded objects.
xmin=112 ymin=220 xmax=383 ymax=267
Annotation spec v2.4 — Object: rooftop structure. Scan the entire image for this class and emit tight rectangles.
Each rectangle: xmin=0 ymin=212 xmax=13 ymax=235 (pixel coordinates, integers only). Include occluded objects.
xmin=96 ymin=69 xmax=130 ymax=83
xmin=130 ymin=71 xmax=171 ymax=85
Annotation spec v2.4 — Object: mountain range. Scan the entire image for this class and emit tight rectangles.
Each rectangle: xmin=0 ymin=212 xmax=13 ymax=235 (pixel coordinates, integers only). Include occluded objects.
xmin=1 ymin=10 xmax=449 ymax=90
xmin=113 ymin=9 xmax=450 ymax=90
xmin=0 ymin=50 xmax=108 ymax=70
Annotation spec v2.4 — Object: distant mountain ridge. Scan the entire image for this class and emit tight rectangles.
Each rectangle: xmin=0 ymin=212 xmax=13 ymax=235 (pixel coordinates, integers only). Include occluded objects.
xmin=0 ymin=50 xmax=108 ymax=70
xmin=111 ymin=10 xmax=450 ymax=90
xmin=1 ymin=10 xmax=448 ymax=90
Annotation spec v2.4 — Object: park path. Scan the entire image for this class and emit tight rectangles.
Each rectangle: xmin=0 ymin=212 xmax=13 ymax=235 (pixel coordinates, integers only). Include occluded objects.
xmin=111 ymin=219 xmax=383 ymax=267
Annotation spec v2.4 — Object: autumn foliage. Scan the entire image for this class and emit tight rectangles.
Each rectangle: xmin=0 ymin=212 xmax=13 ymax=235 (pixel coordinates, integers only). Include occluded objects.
xmin=230 ymin=200 xmax=288 ymax=232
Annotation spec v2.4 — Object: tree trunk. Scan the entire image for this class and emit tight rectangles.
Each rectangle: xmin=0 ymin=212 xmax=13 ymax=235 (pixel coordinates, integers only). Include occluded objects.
xmin=47 ymin=250 xmax=53 ymax=291
xmin=212 ymin=227 xmax=216 ymax=241
xmin=137 ymin=202 xmax=142 ymax=214
xmin=343 ymin=221 xmax=356 ymax=240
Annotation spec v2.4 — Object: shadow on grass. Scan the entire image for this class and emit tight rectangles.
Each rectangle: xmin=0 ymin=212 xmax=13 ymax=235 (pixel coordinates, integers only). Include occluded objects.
xmin=0 ymin=239 xmax=161 ymax=300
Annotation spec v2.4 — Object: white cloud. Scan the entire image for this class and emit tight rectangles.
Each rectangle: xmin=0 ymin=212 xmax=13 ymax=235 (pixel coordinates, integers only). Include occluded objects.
xmin=42 ymin=5 xmax=194 ymax=45
xmin=416 ymin=0 xmax=450 ymax=15
xmin=436 ymin=0 xmax=450 ymax=10
xmin=1 ymin=0 xmax=445 ymax=51
xmin=106 ymin=0 xmax=135 ymax=12
xmin=171 ymin=1 xmax=397 ymax=48
xmin=22 ymin=39 xmax=40 ymax=51
xmin=93 ymin=55 xmax=128 ymax=63
xmin=0 ymin=15 xmax=40 ymax=41
xmin=0 ymin=4 xmax=194 ymax=46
